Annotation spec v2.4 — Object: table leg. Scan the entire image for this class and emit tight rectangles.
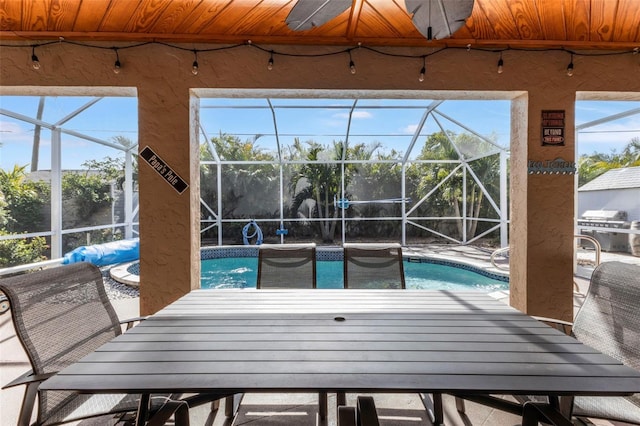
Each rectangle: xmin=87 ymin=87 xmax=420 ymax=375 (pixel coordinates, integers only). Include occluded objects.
xmin=522 ymin=402 xmax=573 ymax=426
xmin=136 ymin=394 xmax=150 ymax=426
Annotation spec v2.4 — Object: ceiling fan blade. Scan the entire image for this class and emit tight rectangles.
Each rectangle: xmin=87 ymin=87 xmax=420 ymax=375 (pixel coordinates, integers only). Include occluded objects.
xmin=286 ymin=0 xmax=352 ymax=31
xmin=405 ymin=0 xmax=474 ymax=40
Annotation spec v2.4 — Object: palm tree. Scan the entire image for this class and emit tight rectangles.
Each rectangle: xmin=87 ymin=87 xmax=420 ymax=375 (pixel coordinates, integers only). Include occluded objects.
xmin=287 ymin=138 xmax=381 ymax=243
xmin=578 ymin=138 xmax=640 ymax=186
xmin=411 ymin=131 xmax=501 ymax=240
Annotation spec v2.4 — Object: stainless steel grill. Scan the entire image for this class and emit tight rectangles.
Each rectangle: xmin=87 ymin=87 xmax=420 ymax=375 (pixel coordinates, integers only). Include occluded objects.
xmin=578 ymin=210 xmax=630 ymax=252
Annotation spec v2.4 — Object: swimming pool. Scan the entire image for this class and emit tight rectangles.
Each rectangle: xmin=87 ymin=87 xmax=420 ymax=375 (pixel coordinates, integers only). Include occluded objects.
xmin=121 ymin=246 xmax=509 ymax=291
xmin=200 ymin=251 xmax=509 ymax=291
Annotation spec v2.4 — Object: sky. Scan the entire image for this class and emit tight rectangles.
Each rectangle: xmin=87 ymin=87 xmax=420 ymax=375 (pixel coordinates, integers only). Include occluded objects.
xmin=0 ymin=95 xmax=638 ymax=171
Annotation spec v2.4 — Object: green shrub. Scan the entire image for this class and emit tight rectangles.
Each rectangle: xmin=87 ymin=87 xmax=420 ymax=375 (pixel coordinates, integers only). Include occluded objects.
xmin=0 ymin=231 xmax=48 ymax=268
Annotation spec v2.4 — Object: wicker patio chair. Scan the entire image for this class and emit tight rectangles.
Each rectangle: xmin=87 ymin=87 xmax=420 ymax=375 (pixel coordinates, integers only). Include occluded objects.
xmin=342 ymin=243 xmax=405 ymax=289
xmin=257 ymin=243 xmax=316 ymax=289
xmin=455 ymin=261 xmax=640 ymax=425
xmin=0 ymin=262 xmax=190 ymax=426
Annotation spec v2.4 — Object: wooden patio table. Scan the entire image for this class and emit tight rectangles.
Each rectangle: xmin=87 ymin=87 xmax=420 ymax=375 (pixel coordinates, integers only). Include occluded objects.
xmin=41 ymin=289 xmax=640 ymax=425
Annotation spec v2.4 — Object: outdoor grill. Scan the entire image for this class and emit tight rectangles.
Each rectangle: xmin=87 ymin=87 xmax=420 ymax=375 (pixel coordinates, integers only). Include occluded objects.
xmin=578 ymin=210 xmax=630 ymax=252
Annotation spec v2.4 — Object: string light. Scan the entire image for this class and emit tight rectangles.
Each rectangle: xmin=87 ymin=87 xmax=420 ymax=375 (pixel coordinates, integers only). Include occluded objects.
xmin=348 ymin=51 xmax=356 ymax=74
xmin=418 ymin=57 xmax=426 ymax=82
xmin=566 ymin=54 xmax=574 ymax=77
xmin=113 ymin=48 xmax=121 ymax=74
xmin=267 ymin=51 xmax=274 ymax=70
xmin=30 ymin=46 xmax=40 ymax=70
xmin=497 ymin=52 xmax=504 ymax=74
xmin=4 ymin=40 xmax=637 ymax=78
xmin=191 ymin=50 xmax=199 ymax=75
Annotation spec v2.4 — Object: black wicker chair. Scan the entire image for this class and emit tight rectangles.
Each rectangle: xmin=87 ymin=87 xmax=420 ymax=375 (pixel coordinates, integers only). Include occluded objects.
xmin=1 ymin=262 xmax=191 ymax=426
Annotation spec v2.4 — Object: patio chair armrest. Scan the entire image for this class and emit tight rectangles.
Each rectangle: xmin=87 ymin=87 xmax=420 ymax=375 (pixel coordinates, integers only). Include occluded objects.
xmin=532 ymin=316 xmax=574 ymax=336
xmin=2 ymin=369 xmax=56 ymax=389
xmin=120 ymin=315 xmax=149 ymax=330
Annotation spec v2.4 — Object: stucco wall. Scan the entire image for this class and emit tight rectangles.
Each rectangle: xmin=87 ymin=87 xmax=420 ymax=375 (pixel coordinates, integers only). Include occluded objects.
xmin=1 ymin=42 xmax=639 ymax=317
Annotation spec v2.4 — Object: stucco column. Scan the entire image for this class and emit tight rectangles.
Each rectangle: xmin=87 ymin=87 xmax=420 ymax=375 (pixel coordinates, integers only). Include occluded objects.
xmin=138 ymin=89 xmax=200 ymax=315
xmin=510 ymin=90 xmax=575 ymax=322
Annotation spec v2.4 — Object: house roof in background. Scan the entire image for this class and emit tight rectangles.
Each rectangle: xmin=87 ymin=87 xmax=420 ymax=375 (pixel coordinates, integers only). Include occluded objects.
xmin=579 ymin=166 xmax=640 ymax=191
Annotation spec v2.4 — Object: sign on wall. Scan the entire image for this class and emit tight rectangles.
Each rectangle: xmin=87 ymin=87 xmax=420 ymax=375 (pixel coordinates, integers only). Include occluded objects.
xmin=140 ymin=146 xmax=189 ymax=194
xmin=541 ymin=110 xmax=565 ymax=146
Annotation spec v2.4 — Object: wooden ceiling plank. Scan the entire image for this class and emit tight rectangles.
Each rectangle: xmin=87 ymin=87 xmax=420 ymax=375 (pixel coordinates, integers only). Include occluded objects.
xmin=506 ymin=0 xmax=543 ymax=40
xmin=564 ymin=0 xmax=590 ymax=42
xmin=99 ymin=0 xmax=141 ymax=32
xmin=464 ymin=0 xmax=499 ymax=42
xmin=363 ymin=0 xmax=420 ymax=39
xmin=613 ymin=0 xmax=640 ymax=42
xmin=590 ymin=0 xmax=618 ymax=42
xmin=346 ymin=0 xmax=364 ymax=39
xmin=534 ymin=0 xmax=566 ymax=41
xmin=471 ymin=0 xmax=520 ymax=40
xmin=147 ymin=0 xmax=202 ymax=34
xmin=123 ymin=0 xmax=173 ymax=33
xmin=0 ymin=0 xmax=23 ymax=31
xmin=73 ymin=0 xmax=110 ymax=32
xmin=49 ymin=0 xmax=82 ymax=31
xmin=201 ymin=1 xmax=298 ymax=36
xmin=22 ymin=0 xmax=49 ymax=32
xmin=173 ymin=0 xmax=234 ymax=35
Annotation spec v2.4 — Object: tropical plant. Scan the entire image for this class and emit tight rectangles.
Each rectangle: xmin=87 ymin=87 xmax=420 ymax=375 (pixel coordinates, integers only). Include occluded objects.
xmin=0 ymin=164 xmax=49 ymax=233
xmin=578 ymin=138 xmax=640 ymax=186
xmin=287 ymin=138 xmax=382 ymax=243
xmin=0 ymin=230 xmax=48 ymax=268
xmin=200 ymin=134 xmax=278 ymax=241
xmin=410 ymin=131 xmax=501 ymax=240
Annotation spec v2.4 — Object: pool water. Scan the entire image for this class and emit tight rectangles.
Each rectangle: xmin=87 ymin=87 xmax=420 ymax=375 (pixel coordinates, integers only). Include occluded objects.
xmin=200 ymin=257 xmax=508 ymax=291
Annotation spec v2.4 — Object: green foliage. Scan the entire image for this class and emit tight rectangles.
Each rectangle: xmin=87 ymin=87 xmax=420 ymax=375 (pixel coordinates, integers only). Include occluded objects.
xmin=0 ymin=230 xmax=48 ymax=268
xmin=287 ymin=138 xmax=382 ymax=242
xmin=0 ymin=165 xmax=49 ymax=233
xmin=200 ymin=134 xmax=278 ymax=234
xmin=578 ymin=138 xmax=640 ymax=186
xmin=409 ymin=131 xmax=502 ymax=239
xmin=62 ymin=172 xmax=113 ymax=218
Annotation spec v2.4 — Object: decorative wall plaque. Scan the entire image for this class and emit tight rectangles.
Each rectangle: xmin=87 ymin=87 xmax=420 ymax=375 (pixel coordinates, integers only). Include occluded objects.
xmin=541 ymin=110 xmax=565 ymax=146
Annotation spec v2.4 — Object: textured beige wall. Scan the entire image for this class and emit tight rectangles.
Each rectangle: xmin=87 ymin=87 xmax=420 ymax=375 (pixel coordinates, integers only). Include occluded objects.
xmin=1 ymin=42 xmax=639 ymax=316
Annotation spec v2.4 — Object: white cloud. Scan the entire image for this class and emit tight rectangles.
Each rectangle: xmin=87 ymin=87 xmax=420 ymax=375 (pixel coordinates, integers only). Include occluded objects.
xmin=332 ymin=111 xmax=373 ymax=119
xmin=0 ymin=120 xmax=34 ymax=143
xmin=401 ymin=124 xmax=419 ymax=134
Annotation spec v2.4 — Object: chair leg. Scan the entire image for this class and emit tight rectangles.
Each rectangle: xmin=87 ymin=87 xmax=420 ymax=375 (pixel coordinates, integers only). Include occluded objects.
xmin=420 ymin=393 xmax=444 ymax=425
xmin=319 ymin=391 xmax=328 ymax=419
xmin=338 ymin=406 xmax=357 ymax=426
xmin=224 ymin=393 xmax=243 ymax=417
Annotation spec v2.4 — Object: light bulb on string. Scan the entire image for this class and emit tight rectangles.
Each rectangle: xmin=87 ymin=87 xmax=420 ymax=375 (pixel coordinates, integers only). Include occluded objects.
xmin=267 ymin=51 xmax=274 ymax=71
xmin=566 ymin=54 xmax=574 ymax=77
xmin=31 ymin=46 xmax=40 ymax=70
xmin=418 ymin=57 xmax=426 ymax=82
xmin=497 ymin=52 xmax=504 ymax=74
xmin=113 ymin=48 xmax=121 ymax=74
xmin=191 ymin=50 xmax=199 ymax=75
xmin=348 ymin=51 xmax=356 ymax=74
